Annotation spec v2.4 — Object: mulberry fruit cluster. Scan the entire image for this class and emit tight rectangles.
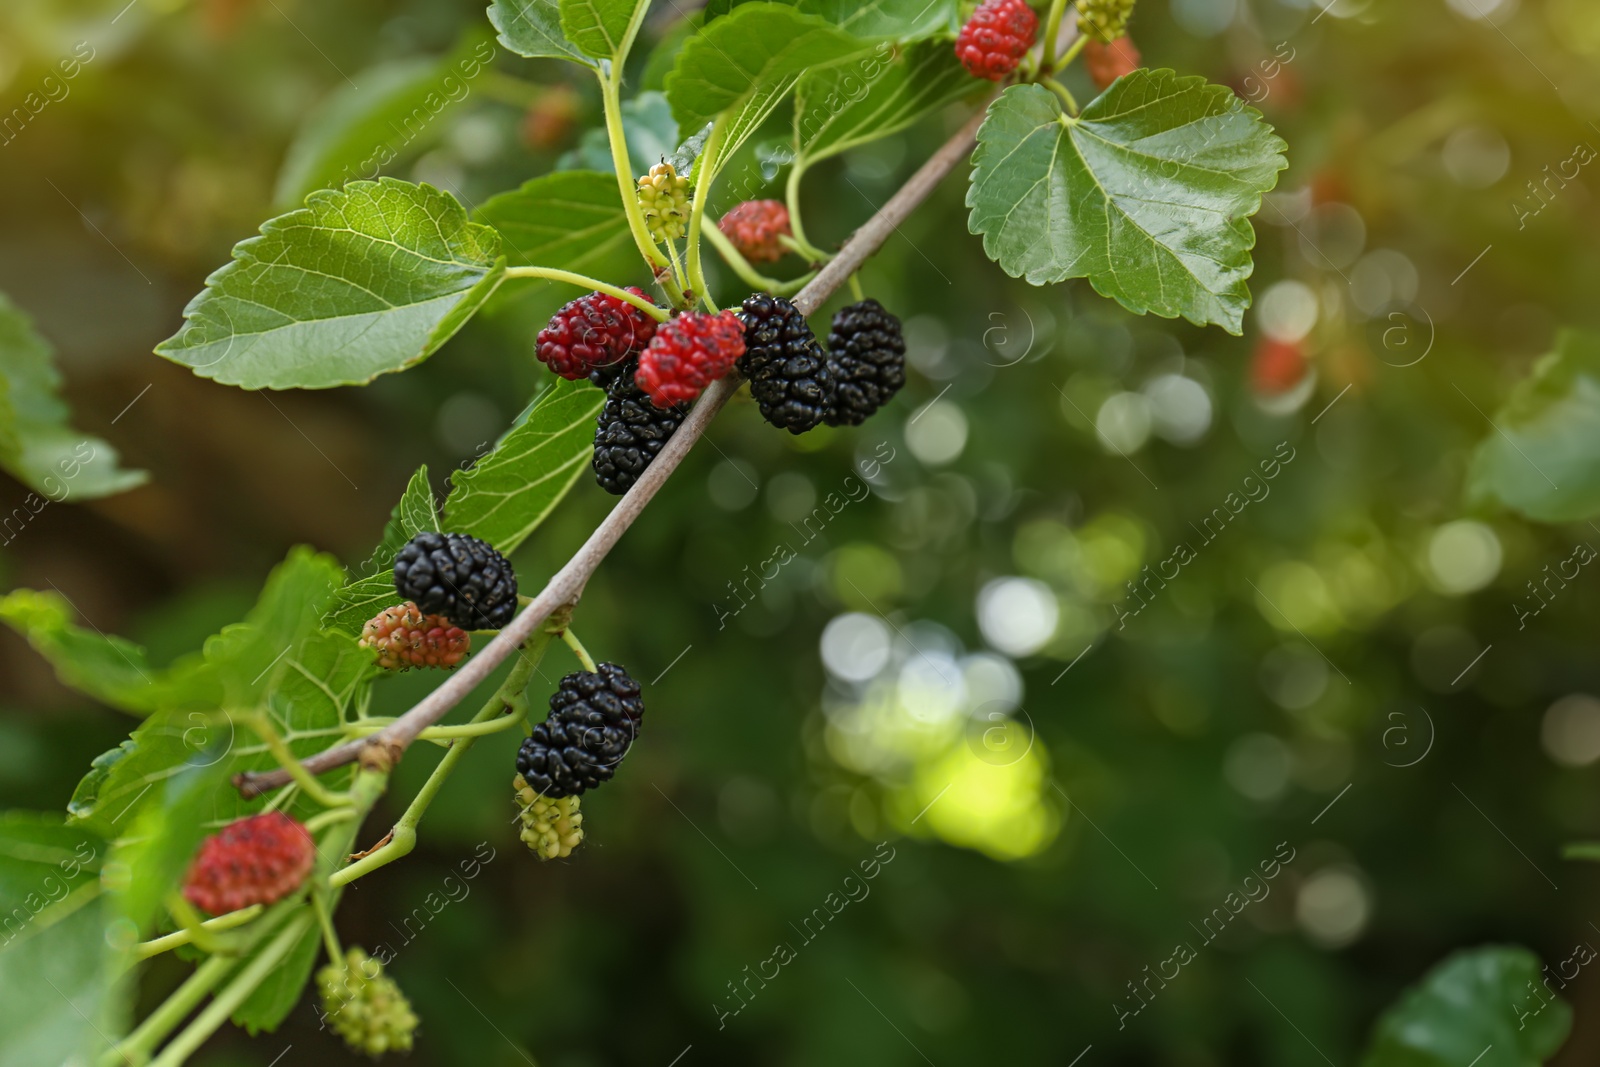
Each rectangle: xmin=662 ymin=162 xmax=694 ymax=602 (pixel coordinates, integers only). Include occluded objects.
xmin=636 ymin=309 xmax=746 ymax=407
xmin=956 ymin=0 xmax=1038 ymax=81
xmin=738 ymin=294 xmax=835 ymax=434
xmin=638 ymin=161 xmax=692 ymax=241
xmin=1078 ymin=0 xmax=1136 ymax=43
xmin=516 ymin=662 xmax=645 ymax=799
xmin=393 ymin=531 xmax=518 ymax=631
xmin=514 ymin=774 xmax=585 ymax=860
xmin=535 ymin=288 xmax=659 ymax=380
xmin=318 ymin=947 xmax=419 ymax=1057
xmin=592 ymin=356 xmax=689 ymax=495
xmin=359 ymin=602 xmax=470 ymax=670
xmin=718 ymin=200 xmax=792 ymax=263
xmin=825 ymin=299 xmax=907 ymax=427
xmin=182 ymin=812 xmax=314 ymax=915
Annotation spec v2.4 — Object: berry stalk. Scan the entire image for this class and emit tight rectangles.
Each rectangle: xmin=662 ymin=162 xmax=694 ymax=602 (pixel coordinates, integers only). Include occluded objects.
xmin=702 ymin=223 xmax=813 ymax=296
xmin=234 ymin=103 xmax=993 ymax=800
xmin=502 ymin=267 xmax=670 ymax=322
xmin=330 ymin=634 xmax=547 ymax=887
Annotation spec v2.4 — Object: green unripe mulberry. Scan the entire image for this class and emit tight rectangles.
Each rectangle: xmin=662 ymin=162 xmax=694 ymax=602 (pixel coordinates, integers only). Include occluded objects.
xmin=514 ymin=773 xmax=585 ymax=860
xmin=318 ymin=947 xmax=419 ymax=1057
xmin=637 ymin=161 xmax=692 ymax=241
xmin=1078 ymin=0 xmax=1136 ymax=42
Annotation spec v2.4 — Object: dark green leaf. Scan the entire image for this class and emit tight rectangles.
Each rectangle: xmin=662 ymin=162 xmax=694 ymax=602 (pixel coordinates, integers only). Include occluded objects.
xmin=559 ymin=0 xmax=643 ymax=60
xmin=966 ymin=74 xmax=1288 ymax=334
xmin=1362 ymin=945 xmax=1570 ymax=1067
xmin=666 ymin=4 xmax=871 ymax=175
xmin=1468 ymin=330 xmax=1600 ymax=522
xmin=489 ymin=0 xmax=594 ymax=66
xmin=0 ymin=291 xmax=145 ymax=500
xmin=444 ymin=376 xmax=605 ymax=554
xmin=155 ymin=178 xmax=506 ymax=390
xmin=795 ymin=40 xmax=977 ymax=166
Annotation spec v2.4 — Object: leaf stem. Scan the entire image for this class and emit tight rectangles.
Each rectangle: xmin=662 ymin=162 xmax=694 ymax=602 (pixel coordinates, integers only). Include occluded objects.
xmin=784 ymin=162 xmax=831 ymax=263
xmin=107 ymin=954 xmax=236 ymax=1065
xmin=1056 ymin=32 xmax=1089 ymax=73
xmin=1040 ymin=0 xmax=1073 ymax=75
xmin=133 ymin=905 xmax=264 ymax=961
xmin=703 ymin=225 xmax=814 ymax=296
xmin=502 ymin=267 xmax=669 ymax=321
xmin=342 ymin=715 xmax=529 ymax=741
xmin=329 ymin=637 xmax=547 ymax=888
xmin=147 ymin=913 xmax=315 ymax=1067
xmin=599 ymin=68 xmax=672 ymax=280
xmin=684 ymin=115 xmax=728 ymax=312
xmin=312 ymin=892 xmax=343 ymax=964
xmin=1043 ymin=76 xmax=1080 ymax=115
xmin=559 ymin=628 xmax=598 ymax=672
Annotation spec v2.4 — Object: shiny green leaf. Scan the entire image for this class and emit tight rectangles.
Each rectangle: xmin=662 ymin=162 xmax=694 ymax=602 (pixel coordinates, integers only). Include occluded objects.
xmin=156 ymin=179 xmax=506 ymax=390
xmin=966 ymin=74 xmax=1287 ymax=333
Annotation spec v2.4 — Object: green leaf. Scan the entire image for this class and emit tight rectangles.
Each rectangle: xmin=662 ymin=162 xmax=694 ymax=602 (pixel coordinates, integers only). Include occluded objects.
xmin=68 ymin=549 xmax=364 ymax=834
xmin=966 ymin=74 xmax=1288 ymax=334
xmin=795 ymin=0 xmax=958 ymax=40
xmin=444 ymin=377 xmax=605 ymax=554
xmin=108 ymin=757 xmax=231 ymax=937
xmin=0 ymin=291 xmax=145 ymax=500
xmin=559 ymin=0 xmax=642 ymax=60
xmin=273 ymin=36 xmax=498 ymax=209
xmin=0 ymin=814 xmax=104 ymax=918
xmin=232 ymin=920 xmax=322 ymax=1034
xmin=795 ymin=39 xmax=977 ymax=166
xmin=1362 ymin=945 xmax=1570 ymax=1067
xmin=0 ymin=589 xmax=218 ymax=717
xmin=489 ymin=0 xmax=595 ymax=66
xmin=0 ymin=894 xmax=122 ymax=1067
xmin=1467 ymin=330 xmax=1600 ymax=522
xmin=155 ymin=178 xmax=507 ymax=390
xmin=666 ymin=4 xmax=872 ymax=176
xmin=478 ymin=170 xmax=637 ymax=273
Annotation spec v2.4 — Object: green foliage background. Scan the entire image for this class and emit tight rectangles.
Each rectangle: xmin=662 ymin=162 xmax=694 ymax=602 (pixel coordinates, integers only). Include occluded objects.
xmin=3 ymin=0 xmax=1600 ymax=1063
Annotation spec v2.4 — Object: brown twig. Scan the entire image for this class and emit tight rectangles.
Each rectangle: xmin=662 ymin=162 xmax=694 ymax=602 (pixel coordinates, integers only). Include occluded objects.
xmin=235 ymin=104 xmax=989 ymax=799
